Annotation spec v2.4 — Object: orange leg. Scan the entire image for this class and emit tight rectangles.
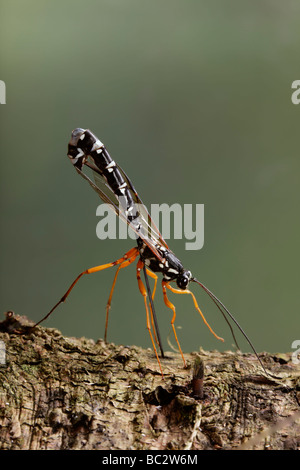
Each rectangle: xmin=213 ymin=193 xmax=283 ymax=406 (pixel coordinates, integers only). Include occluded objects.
xmin=105 ymin=254 xmax=138 ymax=342
xmin=144 ymin=269 xmax=159 ymax=345
xmin=136 ymin=260 xmax=163 ymax=376
xmin=34 ymin=247 xmax=139 ymax=328
xmin=164 ymin=281 xmax=224 ymax=342
xmin=161 ymin=281 xmax=187 ymax=368
xmin=146 ymin=268 xmax=157 ymax=303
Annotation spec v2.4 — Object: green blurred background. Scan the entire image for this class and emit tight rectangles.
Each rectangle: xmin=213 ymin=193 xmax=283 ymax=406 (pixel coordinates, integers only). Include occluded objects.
xmin=1 ymin=0 xmax=299 ymax=356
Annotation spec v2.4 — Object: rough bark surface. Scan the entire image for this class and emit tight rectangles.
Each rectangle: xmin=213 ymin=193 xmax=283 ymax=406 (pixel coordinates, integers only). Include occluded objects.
xmin=0 ymin=313 xmax=299 ymax=450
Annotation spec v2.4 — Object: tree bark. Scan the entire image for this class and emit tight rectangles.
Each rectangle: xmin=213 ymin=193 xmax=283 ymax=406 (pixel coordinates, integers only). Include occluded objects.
xmin=0 ymin=313 xmax=299 ymax=450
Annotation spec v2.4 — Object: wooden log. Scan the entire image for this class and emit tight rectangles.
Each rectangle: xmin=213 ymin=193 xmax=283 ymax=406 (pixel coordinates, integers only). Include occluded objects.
xmin=0 ymin=313 xmax=299 ymax=450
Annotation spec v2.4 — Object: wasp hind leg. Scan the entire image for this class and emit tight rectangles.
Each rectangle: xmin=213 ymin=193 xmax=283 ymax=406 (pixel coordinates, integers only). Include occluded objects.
xmin=143 ymin=267 xmax=164 ymax=357
xmin=34 ymin=246 xmax=139 ymax=328
xmin=161 ymin=280 xmax=187 ymax=368
xmin=105 ymin=251 xmax=139 ymax=342
xmin=136 ymin=260 xmax=164 ymax=377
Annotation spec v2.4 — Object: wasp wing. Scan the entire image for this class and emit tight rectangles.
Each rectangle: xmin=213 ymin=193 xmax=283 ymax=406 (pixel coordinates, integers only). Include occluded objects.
xmin=116 ymin=163 xmax=169 ymax=250
xmin=73 ymin=157 xmax=168 ymax=262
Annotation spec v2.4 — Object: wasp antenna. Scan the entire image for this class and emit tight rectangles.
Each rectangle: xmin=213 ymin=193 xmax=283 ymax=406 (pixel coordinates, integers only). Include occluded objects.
xmin=192 ymin=278 xmax=270 ymax=376
xmin=194 ymin=280 xmax=240 ymax=350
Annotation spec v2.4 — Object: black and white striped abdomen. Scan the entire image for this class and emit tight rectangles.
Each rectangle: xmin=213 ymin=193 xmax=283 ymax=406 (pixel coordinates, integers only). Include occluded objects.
xmin=68 ymin=128 xmax=141 ymax=228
